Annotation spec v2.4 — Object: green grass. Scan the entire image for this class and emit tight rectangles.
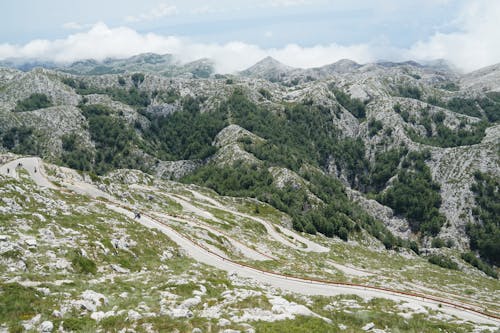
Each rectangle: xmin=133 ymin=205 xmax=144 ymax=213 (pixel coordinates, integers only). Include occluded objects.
xmin=71 ymin=251 xmax=97 ymax=274
xmin=0 ymin=283 xmax=40 ymax=320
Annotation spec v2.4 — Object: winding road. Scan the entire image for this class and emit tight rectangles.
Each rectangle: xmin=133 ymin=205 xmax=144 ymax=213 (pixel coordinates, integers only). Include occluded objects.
xmin=1 ymin=157 xmax=499 ymax=327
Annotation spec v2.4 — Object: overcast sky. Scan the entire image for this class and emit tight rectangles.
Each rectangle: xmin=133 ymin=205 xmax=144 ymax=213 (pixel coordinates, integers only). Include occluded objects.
xmin=0 ymin=0 xmax=499 ymax=73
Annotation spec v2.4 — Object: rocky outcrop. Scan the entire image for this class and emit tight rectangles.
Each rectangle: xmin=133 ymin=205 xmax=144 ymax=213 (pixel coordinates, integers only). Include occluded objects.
xmin=155 ymin=160 xmax=201 ymax=180
xmin=346 ymin=188 xmax=411 ymax=239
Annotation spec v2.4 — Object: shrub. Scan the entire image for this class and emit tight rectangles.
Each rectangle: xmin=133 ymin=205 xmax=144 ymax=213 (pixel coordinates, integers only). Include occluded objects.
xmin=61 ymin=133 xmax=93 ymax=171
xmin=431 ymin=238 xmax=446 ymax=248
xmin=393 ymin=103 xmax=401 ymax=113
xmin=13 ymin=93 xmax=52 ymax=112
xmin=368 ymin=119 xmax=384 ymax=137
xmin=440 ymin=82 xmax=460 ymax=91
xmin=141 ymin=97 xmax=227 ymax=161
xmin=71 ymin=252 xmax=97 ymax=274
xmin=461 ymin=252 xmax=497 ymax=278
xmin=131 ymin=73 xmax=145 ymax=87
xmin=397 ymin=85 xmax=422 ymax=100
xmin=258 ymin=88 xmax=272 ymax=100
xmin=331 ymin=87 xmax=366 ymax=119
xmin=304 ymin=222 xmax=317 ymax=235
xmin=62 ymin=77 xmax=78 ymax=88
xmin=428 ymin=255 xmax=459 ymax=270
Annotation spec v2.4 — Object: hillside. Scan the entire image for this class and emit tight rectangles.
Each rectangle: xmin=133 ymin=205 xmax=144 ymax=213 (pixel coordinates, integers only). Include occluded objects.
xmin=0 ymin=56 xmax=499 ymax=331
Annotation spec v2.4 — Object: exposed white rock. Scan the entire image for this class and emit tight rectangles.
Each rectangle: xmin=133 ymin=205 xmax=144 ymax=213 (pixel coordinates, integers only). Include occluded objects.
xmin=38 ymin=321 xmax=53 ymax=332
xmin=165 ymin=308 xmax=193 ymax=318
xmin=127 ymin=310 xmax=142 ymax=321
xmin=25 ymin=237 xmax=37 ymax=248
xmin=180 ymin=296 xmax=201 ymax=309
xmin=91 ymin=311 xmax=116 ymax=322
xmin=51 ymin=310 xmax=62 ymax=318
xmin=218 ymin=318 xmax=231 ymax=327
xmin=110 ymin=264 xmax=130 ymax=274
xmin=72 ymin=290 xmax=108 ymax=312
xmin=362 ymin=322 xmax=375 ymax=331
xmin=22 ymin=314 xmax=41 ymax=331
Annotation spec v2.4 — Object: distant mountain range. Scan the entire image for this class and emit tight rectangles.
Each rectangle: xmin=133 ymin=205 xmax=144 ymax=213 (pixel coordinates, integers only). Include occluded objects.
xmin=0 ymin=52 xmax=457 ymax=79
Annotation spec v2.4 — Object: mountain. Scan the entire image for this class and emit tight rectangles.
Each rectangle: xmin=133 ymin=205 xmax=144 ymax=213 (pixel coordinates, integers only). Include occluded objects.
xmin=0 ymin=57 xmax=499 ymax=331
xmin=0 ymin=53 xmax=216 ymax=78
xmin=239 ymin=56 xmax=296 ymax=81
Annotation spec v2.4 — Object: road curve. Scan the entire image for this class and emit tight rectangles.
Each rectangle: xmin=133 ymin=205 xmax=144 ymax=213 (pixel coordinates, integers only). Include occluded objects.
xmin=171 ymin=192 xmax=329 ymax=253
xmin=1 ymin=157 xmax=499 ymax=327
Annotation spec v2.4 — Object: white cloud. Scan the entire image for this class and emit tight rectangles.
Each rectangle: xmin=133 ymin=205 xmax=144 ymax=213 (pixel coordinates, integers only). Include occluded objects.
xmin=405 ymin=0 xmax=500 ymax=72
xmin=267 ymin=0 xmax=311 ymax=7
xmin=0 ymin=23 xmax=374 ymax=73
xmin=125 ymin=3 xmax=178 ymax=23
xmin=0 ymin=1 xmax=499 ymax=74
xmin=62 ymin=22 xmax=94 ymax=31
xmin=62 ymin=22 xmax=85 ymax=30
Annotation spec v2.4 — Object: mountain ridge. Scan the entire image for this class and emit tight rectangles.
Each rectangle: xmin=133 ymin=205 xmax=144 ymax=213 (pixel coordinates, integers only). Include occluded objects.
xmin=0 ymin=55 xmax=499 ymax=331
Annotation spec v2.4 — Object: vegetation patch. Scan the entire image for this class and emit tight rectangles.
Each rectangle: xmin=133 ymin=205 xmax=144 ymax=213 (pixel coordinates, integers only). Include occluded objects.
xmin=467 ymin=172 xmax=500 ymax=266
xmin=0 ymin=283 xmax=44 ymax=325
xmin=461 ymin=252 xmax=497 ymax=279
xmin=427 ymin=94 xmax=500 ymax=122
xmin=406 ymin=109 xmax=488 ymax=147
xmin=330 ymin=86 xmax=366 ymax=119
xmin=140 ymin=96 xmax=227 ymax=160
xmin=365 ymin=147 xmax=407 ymax=193
xmin=1 ymin=126 xmax=44 ymax=155
xmin=13 ymin=93 xmax=53 ymax=112
xmin=427 ymin=255 xmax=459 ymax=270
xmin=71 ymin=251 xmax=97 ymax=275
xmin=396 ymin=85 xmax=422 ymax=100
xmin=379 ymin=151 xmax=445 ymax=236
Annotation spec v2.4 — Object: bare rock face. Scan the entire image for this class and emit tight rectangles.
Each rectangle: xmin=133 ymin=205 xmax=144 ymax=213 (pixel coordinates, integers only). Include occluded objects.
xmin=155 ymin=160 xmax=202 ymax=180
xmin=427 ymin=125 xmax=500 ymax=249
xmin=211 ymin=124 xmax=264 ymax=167
xmin=460 ymin=63 xmax=500 ymax=92
xmin=213 ymin=124 xmax=263 ymax=148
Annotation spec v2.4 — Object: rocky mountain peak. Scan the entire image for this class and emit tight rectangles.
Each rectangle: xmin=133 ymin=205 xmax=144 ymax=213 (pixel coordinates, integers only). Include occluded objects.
xmin=239 ymin=56 xmax=295 ymax=79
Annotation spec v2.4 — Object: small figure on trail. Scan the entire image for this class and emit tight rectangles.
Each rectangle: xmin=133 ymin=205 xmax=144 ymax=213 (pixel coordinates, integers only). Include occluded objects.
xmin=6 ymin=168 xmax=9 ymax=173
xmin=134 ymin=212 xmax=141 ymax=219
xmin=34 ymin=167 xmax=37 ymax=173
xmin=17 ymin=162 xmax=22 ymax=168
